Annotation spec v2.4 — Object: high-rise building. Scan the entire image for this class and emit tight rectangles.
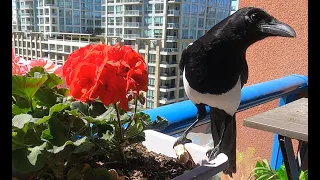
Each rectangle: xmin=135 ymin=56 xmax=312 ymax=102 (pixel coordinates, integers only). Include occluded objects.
xmin=12 ymin=0 xmax=103 ymax=35
xmin=102 ymin=0 xmax=232 ymax=108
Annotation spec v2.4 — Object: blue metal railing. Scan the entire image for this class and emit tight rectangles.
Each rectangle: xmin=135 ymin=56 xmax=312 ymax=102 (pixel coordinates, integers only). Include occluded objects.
xmin=143 ymin=74 xmax=308 ymax=170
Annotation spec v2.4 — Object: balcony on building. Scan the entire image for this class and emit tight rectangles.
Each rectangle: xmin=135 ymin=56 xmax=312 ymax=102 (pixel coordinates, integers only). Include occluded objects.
xmin=159 ymin=92 xmax=176 ymax=104
xmin=167 ymin=9 xmax=180 ymax=16
xmin=168 ymin=0 xmax=181 ymax=3
xmin=123 ymin=10 xmax=142 ymax=16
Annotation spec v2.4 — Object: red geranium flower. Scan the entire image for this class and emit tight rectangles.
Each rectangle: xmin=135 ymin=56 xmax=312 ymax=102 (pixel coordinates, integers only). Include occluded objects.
xmin=62 ymin=43 xmax=148 ymax=111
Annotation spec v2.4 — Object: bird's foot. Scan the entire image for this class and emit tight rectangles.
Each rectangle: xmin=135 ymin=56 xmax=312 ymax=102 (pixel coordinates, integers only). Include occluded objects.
xmin=206 ymin=145 xmax=221 ymax=161
xmin=173 ymin=135 xmax=192 ymax=148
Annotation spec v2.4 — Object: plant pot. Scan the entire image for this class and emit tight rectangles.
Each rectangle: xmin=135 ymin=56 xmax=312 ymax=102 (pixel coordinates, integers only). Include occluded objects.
xmin=143 ymin=130 xmax=229 ymax=180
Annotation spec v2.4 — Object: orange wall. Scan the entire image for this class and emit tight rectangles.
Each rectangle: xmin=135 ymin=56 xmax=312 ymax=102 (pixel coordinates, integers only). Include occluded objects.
xmin=222 ymin=1 xmax=308 ymax=179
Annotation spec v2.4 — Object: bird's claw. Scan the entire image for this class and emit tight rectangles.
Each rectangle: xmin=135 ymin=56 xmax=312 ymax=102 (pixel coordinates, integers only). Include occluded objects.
xmin=173 ymin=136 xmax=192 ymax=148
xmin=206 ymin=146 xmax=220 ymax=161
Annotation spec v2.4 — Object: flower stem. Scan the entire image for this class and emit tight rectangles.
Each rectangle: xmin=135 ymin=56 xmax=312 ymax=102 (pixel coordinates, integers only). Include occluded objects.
xmin=114 ymin=103 xmax=124 ymax=143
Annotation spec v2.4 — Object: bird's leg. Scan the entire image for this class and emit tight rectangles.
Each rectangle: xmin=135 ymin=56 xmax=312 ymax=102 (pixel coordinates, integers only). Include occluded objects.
xmin=173 ymin=104 xmax=206 ymax=147
xmin=206 ymin=121 xmax=226 ymax=160
xmin=173 ymin=118 xmax=200 ymax=147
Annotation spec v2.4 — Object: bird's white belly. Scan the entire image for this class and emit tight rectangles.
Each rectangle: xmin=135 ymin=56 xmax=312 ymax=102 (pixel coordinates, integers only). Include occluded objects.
xmin=183 ymin=69 xmax=241 ymax=115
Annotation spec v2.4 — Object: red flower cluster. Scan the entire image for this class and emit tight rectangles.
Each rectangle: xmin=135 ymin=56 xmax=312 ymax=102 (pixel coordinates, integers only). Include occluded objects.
xmin=62 ymin=43 xmax=148 ymax=110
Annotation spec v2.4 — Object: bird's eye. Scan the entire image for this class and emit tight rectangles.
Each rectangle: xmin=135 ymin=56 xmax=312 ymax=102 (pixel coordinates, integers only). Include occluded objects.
xmin=250 ymin=13 xmax=259 ymax=22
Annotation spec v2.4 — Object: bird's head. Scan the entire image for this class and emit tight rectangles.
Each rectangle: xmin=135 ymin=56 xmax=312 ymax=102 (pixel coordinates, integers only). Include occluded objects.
xmin=220 ymin=7 xmax=296 ymax=45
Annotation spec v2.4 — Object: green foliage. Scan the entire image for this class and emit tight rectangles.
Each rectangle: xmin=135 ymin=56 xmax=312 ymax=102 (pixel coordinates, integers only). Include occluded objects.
xmin=12 ymin=67 xmax=169 ymax=179
xmin=249 ymin=159 xmax=308 ymax=180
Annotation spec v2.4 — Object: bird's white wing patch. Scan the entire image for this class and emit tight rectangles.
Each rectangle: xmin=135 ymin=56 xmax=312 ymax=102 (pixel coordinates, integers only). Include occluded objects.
xmin=183 ymin=68 xmax=241 ymax=115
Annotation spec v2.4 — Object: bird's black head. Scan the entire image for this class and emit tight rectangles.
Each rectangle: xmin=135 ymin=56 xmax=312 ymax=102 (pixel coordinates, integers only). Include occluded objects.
xmin=218 ymin=7 xmax=296 ymax=45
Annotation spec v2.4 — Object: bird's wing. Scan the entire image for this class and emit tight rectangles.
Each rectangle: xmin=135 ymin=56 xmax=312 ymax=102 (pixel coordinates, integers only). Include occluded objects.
xmin=240 ymin=60 xmax=248 ymax=88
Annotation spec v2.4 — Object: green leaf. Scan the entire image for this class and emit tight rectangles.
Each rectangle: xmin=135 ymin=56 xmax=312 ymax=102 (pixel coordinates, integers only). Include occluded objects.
xmin=57 ymin=88 xmax=69 ymax=96
xmin=37 ymin=103 xmax=70 ymax=125
xmin=70 ymin=101 xmax=90 ymax=116
xmin=299 ymin=170 xmax=308 ymax=180
xmin=48 ymin=114 xmax=69 ymax=146
xmin=88 ymin=102 xmax=107 ymax=117
xmin=125 ymin=118 xmax=144 ymax=139
xmin=34 ymin=87 xmax=59 ymax=107
xmin=41 ymin=128 xmax=54 ymax=140
xmin=12 ymin=129 xmax=28 ymax=151
xmin=12 ymin=104 xmax=30 ymax=115
xmin=12 ymin=148 xmax=46 ymax=173
xmin=45 ymin=73 xmax=64 ymax=89
xmin=145 ymin=115 xmax=169 ymax=131
xmin=48 ymin=137 xmax=88 ymax=154
xmin=12 ymin=74 xmax=48 ymax=101
xmin=27 ymin=142 xmax=47 ymax=165
xmin=276 ymin=164 xmax=288 ymax=180
xmin=96 ymin=106 xmax=117 ymax=121
xmin=27 ymin=66 xmax=45 ymax=76
xmin=12 ymin=114 xmax=33 ymax=129
xmin=73 ymin=142 xmax=95 ymax=154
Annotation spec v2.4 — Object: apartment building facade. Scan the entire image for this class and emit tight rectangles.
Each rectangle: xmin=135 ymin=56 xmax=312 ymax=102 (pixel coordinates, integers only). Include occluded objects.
xmin=102 ymin=0 xmax=232 ymax=108
xmin=12 ymin=0 xmax=103 ymax=34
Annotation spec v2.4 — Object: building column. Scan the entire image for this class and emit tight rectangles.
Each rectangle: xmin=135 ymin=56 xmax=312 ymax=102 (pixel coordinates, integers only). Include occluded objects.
xmin=153 ymin=40 xmax=161 ymax=108
xmin=39 ymin=35 xmax=43 ymax=58
xmin=175 ymin=40 xmax=181 ymax=102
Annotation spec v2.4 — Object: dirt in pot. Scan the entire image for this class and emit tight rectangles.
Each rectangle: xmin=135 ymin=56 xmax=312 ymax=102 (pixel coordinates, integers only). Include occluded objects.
xmin=89 ymin=142 xmax=196 ymax=180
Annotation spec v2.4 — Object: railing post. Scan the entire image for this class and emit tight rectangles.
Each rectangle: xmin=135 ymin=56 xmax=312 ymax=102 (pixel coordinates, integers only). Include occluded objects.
xmin=270 ymin=93 xmax=297 ymax=170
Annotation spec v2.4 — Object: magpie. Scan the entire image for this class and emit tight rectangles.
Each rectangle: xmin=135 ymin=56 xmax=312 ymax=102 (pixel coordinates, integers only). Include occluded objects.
xmin=173 ymin=7 xmax=296 ymax=177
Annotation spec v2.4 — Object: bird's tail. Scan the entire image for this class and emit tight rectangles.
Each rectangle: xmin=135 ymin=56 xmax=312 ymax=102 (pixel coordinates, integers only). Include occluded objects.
xmin=210 ymin=108 xmax=237 ymax=177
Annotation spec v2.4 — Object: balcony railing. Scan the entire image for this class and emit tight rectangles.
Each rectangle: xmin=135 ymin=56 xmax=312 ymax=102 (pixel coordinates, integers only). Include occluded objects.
xmin=161 ymin=48 xmax=178 ymax=52
xmin=160 ymin=72 xmax=176 ymax=77
xmin=123 ymin=22 xmax=141 ymax=27
xmin=20 ymin=5 xmax=33 ymax=9
xmin=123 ymin=10 xmax=141 ymax=15
xmin=121 ymin=0 xmax=142 ymax=3
xmin=167 ymin=23 xmax=179 ymax=28
xmin=123 ymin=34 xmax=140 ymax=39
xmin=167 ymin=10 xmax=180 ymax=15
xmin=20 ymin=13 xmax=33 ymax=17
xmin=166 ymin=36 xmax=178 ymax=41
xmin=143 ymin=74 xmax=308 ymax=170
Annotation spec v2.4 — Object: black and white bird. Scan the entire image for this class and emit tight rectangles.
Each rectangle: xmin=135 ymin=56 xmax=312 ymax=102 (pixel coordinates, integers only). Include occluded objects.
xmin=173 ymin=7 xmax=296 ymax=177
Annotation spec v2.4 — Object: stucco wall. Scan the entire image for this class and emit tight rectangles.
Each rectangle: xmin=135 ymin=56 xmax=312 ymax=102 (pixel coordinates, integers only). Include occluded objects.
xmin=222 ymin=1 xmax=308 ymax=179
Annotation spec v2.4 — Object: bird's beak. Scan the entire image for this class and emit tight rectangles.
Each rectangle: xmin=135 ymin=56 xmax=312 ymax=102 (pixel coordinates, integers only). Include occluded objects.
xmin=259 ymin=20 xmax=296 ymax=38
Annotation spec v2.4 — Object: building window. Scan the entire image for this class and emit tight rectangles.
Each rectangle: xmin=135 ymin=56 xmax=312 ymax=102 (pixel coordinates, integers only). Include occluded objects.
xmin=148 ymin=67 xmax=155 ymax=75
xmin=190 ymin=17 xmax=196 ymax=28
xmin=198 ymin=18 xmax=204 ymax=28
xmin=148 ymin=78 xmax=155 ymax=86
xmin=73 ymin=0 xmax=80 ymax=9
xmin=146 ymin=101 xmax=154 ymax=109
xmin=182 ymin=29 xmax=188 ymax=39
xmin=197 ymin=30 xmax=203 ymax=38
xmin=147 ymin=90 xmax=154 ymax=99
xmin=145 ymin=4 xmax=152 ymax=14
xmin=154 ymin=29 xmax=162 ymax=38
xmin=182 ymin=17 xmax=189 ymax=28
xmin=191 ymin=5 xmax=197 ymax=15
xmin=183 ymin=4 xmax=190 ymax=14
xmin=154 ymin=17 xmax=163 ymax=26
xmin=154 ymin=4 xmax=163 ymax=14
xmin=179 ymin=89 xmax=185 ymax=98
